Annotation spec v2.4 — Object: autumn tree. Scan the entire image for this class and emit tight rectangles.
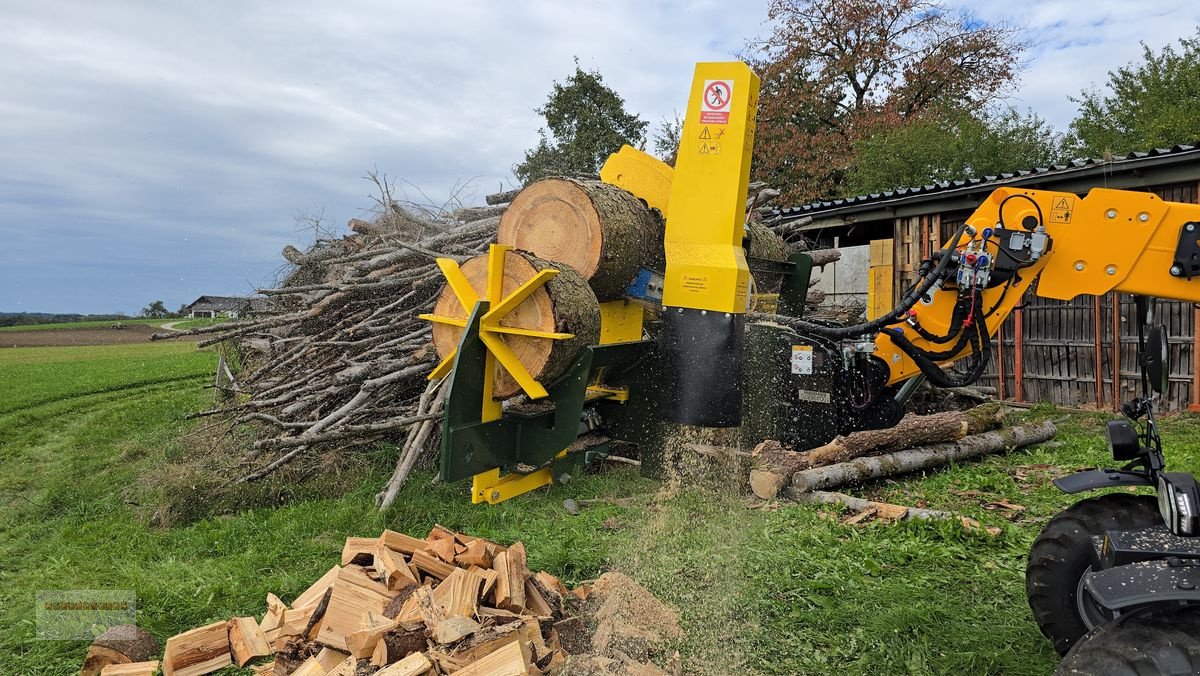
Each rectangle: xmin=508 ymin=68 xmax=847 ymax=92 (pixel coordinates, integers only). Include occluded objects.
xmin=515 ymin=61 xmax=648 ymax=183
xmin=847 ymin=107 xmax=1063 ymax=194
xmin=746 ymin=0 xmax=1025 ymax=203
xmin=1066 ymin=29 xmax=1200 ymax=157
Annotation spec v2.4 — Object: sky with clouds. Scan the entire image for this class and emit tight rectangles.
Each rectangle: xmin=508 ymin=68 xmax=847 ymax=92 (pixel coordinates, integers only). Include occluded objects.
xmin=1 ymin=1 xmax=1197 ymax=314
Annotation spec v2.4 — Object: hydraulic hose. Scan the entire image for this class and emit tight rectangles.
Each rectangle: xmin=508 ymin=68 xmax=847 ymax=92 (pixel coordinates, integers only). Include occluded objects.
xmin=749 ymin=223 xmax=970 ymax=340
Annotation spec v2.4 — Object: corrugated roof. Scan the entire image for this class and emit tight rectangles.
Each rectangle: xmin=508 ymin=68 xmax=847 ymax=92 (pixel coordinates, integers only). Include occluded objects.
xmin=772 ymin=143 xmax=1200 ymax=223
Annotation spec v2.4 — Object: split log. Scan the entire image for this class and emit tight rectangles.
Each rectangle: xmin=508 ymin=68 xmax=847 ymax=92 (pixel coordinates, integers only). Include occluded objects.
xmin=497 ymin=177 xmax=663 ymax=300
xmin=82 ymin=625 xmax=160 ymax=676
xmin=749 ymin=405 xmax=1006 ymax=499
xmin=784 ymin=490 xmax=953 ymax=520
xmin=790 ymin=421 xmax=1057 ymax=493
xmin=97 ymin=662 xmax=159 ymax=676
xmin=451 ymin=640 xmax=531 ymax=676
xmin=313 ymin=565 xmax=395 ymax=652
xmin=162 ymin=621 xmax=232 ymax=676
xmin=228 ymin=617 xmax=271 ymax=667
xmin=377 ymin=651 xmax=435 ymax=675
xmin=430 ymin=250 xmax=600 ymax=399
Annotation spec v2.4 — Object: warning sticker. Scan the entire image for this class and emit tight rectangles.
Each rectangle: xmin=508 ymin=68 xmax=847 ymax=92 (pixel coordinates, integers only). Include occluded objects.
xmin=698 ymin=141 xmax=721 ymax=155
xmin=791 ymin=345 xmax=813 ymax=375
xmin=701 ymin=79 xmax=732 ymax=124
xmin=698 ymin=127 xmax=711 ymax=139
xmin=1050 ymin=195 xmax=1075 ymax=224
xmin=681 ymin=274 xmax=709 ymax=292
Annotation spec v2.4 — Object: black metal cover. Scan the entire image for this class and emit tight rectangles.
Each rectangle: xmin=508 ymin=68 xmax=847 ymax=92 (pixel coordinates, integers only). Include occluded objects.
xmin=659 ymin=307 xmax=744 ymax=427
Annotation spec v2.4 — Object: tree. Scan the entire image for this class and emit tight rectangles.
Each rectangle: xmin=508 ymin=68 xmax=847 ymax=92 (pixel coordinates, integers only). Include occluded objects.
xmin=1066 ymin=30 xmax=1200 ymax=157
xmin=846 ymin=107 xmax=1063 ymax=195
xmin=140 ymin=300 xmax=169 ymax=319
xmin=515 ymin=60 xmax=648 ymax=184
xmin=651 ymin=112 xmax=684 ymax=164
xmin=746 ymin=0 xmax=1024 ymax=203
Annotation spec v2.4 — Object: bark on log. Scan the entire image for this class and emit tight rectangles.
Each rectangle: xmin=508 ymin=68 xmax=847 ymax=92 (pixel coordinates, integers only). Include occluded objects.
xmin=790 ymin=421 xmax=1057 ymax=493
xmin=805 ymin=249 xmax=841 ymax=267
xmin=430 ymin=250 xmax=600 ymax=399
xmin=745 ymin=220 xmax=788 ymax=262
xmin=82 ymin=625 xmax=160 ymax=676
xmin=497 ymin=178 xmax=663 ymax=300
xmin=749 ymin=404 xmax=1006 ymax=499
xmin=486 ymin=188 xmax=522 ymax=206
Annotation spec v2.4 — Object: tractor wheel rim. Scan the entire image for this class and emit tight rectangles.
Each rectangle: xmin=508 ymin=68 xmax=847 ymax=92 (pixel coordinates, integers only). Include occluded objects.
xmin=1076 ymin=565 xmax=1113 ymax=630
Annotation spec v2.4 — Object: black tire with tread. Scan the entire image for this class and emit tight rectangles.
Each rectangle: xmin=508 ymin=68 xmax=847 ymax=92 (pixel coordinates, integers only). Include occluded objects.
xmin=1027 ymin=493 xmax=1162 ymax=655
xmin=1055 ymin=605 xmax=1200 ymax=675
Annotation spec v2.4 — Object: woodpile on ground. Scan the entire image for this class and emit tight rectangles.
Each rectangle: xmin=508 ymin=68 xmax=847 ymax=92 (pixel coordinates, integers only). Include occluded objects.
xmin=83 ymin=527 xmax=683 ymax=676
xmin=152 ymin=174 xmax=838 ymax=507
xmin=749 ymin=404 xmax=1058 ymax=514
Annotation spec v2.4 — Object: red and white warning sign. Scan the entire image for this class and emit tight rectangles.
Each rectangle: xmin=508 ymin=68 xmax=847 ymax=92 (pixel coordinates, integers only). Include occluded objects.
xmin=700 ymin=79 xmax=732 ymax=124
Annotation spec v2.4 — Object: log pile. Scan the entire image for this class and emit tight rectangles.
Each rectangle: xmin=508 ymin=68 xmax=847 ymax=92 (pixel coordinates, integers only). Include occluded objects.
xmin=750 ymin=404 xmax=1057 ymax=500
xmin=90 ymin=527 xmax=682 ymax=676
xmin=154 ymin=175 xmax=847 ymax=505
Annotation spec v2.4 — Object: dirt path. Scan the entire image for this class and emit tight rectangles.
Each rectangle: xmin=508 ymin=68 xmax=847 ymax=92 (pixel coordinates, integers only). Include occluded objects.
xmin=158 ymin=321 xmax=185 ymax=331
xmin=0 ymin=324 xmax=162 ymax=348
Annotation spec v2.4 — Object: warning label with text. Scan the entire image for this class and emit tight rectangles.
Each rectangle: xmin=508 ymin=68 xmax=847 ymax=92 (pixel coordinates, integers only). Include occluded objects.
xmin=1050 ymin=195 xmax=1075 ymax=224
xmin=700 ymin=80 xmax=732 ymax=124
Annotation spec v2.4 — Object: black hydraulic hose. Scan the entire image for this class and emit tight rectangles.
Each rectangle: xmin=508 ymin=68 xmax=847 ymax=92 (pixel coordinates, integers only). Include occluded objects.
xmin=885 ymin=291 xmax=991 ymax=388
xmin=750 ymin=223 xmax=971 ymax=339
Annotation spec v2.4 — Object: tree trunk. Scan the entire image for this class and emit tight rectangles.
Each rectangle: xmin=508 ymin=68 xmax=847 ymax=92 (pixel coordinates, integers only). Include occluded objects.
xmin=82 ymin=625 xmax=160 ymax=676
xmin=746 ymin=220 xmax=788 ymax=262
xmin=790 ymin=421 xmax=1057 ymax=493
xmin=430 ymin=250 xmax=599 ymax=399
xmin=497 ymin=178 xmax=664 ymax=300
xmin=749 ymin=404 xmax=1006 ymax=499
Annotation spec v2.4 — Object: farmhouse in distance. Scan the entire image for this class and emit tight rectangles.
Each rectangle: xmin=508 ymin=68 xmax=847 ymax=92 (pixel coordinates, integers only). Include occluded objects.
xmin=181 ymin=295 xmax=271 ymax=319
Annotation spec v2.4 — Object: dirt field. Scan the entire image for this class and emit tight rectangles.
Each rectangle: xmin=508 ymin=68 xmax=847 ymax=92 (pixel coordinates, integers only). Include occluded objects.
xmin=0 ymin=324 xmax=162 ymax=348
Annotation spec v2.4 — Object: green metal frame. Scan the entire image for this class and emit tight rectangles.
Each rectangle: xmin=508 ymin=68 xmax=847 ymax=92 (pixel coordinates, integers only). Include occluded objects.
xmin=747 ymin=252 xmax=813 ymax=317
xmin=439 ymin=300 xmax=650 ymax=483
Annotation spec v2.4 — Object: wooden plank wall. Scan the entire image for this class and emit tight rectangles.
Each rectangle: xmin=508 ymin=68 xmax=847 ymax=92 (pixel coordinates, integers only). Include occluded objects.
xmin=972 ymin=182 xmax=1200 ymax=411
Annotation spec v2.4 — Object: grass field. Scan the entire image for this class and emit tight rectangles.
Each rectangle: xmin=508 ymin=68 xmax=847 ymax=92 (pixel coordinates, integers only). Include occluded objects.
xmin=3 ymin=342 xmax=1198 ymax=674
xmin=0 ymin=318 xmax=169 ymax=332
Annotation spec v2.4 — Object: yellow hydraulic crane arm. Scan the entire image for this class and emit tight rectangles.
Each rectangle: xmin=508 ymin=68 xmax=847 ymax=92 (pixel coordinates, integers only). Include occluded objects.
xmin=879 ymin=186 xmax=1200 ymax=386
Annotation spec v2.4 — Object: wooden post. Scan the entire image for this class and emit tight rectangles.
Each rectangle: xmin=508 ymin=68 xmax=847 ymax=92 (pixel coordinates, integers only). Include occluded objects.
xmin=1013 ymin=307 xmax=1025 ymax=403
xmin=1093 ymin=295 xmax=1104 ymax=408
xmin=1191 ymin=305 xmax=1200 ymax=412
xmin=1111 ymin=292 xmax=1121 ymax=411
xmin=995 ymin=317 xmax=1007 ymax=400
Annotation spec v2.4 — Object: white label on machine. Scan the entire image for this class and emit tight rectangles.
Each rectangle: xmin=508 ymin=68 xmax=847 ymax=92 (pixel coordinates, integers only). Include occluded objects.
xmin=790 ymin=345 xmax=813 ymax=374
xmin=797 ymin=389 xmax=831 ymax=404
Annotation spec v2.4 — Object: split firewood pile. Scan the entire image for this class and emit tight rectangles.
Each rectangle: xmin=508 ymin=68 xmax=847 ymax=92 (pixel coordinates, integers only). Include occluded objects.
xmin=749 ymin=403 xmax=1058 ymax=522
xmin=81 ymin=527 xmax=683 ymax=676
xmin=153 ymin=172 xmax=841 ymax=506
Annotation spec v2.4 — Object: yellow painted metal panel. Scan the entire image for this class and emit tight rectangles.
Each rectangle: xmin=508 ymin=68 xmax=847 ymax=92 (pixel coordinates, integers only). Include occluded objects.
xmin=600 ymin=146 xmax=674 ymax=217
xmin=661 ymin=62 xmax=760 ymax=313
xmin=598 ymin=300 xmax=644 ymax=344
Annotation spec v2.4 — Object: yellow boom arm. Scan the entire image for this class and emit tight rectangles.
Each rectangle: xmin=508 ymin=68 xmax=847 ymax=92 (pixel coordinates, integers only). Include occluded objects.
xmin=879 ymin=186 xmax=1200 ymax=385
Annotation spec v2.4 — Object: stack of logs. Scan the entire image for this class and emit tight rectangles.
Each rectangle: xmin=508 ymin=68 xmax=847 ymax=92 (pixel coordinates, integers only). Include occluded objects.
xmin=156 ymin=174 xmax=840 ymax=506
xmin=82 ymin=527 xmax=663 ymax=676
xmin=750 ymin=404 xmax=1058 ymax=517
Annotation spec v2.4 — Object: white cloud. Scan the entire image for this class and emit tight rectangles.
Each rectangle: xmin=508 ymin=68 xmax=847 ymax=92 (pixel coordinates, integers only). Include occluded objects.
xmin=0 ymin=0 xmax=1195 ymax=312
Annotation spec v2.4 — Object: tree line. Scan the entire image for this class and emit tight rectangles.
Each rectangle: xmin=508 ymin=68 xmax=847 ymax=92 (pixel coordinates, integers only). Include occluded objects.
xmin=516 ymin=1 xmax=1200 ymax=205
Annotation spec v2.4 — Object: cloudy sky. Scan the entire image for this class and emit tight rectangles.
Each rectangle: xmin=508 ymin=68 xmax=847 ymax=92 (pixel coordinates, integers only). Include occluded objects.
xmin=1 ymin=1 xmax=1197 ymax=314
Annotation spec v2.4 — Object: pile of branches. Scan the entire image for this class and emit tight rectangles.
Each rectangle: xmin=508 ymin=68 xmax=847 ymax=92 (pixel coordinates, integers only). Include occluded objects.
xmin=157 ymin=175 xmax=841 ymax=508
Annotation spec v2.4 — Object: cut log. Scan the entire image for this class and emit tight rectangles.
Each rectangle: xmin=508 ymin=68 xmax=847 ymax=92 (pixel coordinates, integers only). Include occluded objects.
xmin=448 ymin=623 xmax=526 ymax=663
xmin=785 ymin=490 xmax=953 ymax=520
xmin=790 ymin=421 xmax=1057 ymax=493
xmin=745 ymin=219 xmax=789 ymax=262
xmin=375 ymin=628 xmax=428 ymax=665
xmin=432 ymin=567 xmax=483 ymax=619
xmin=493 ymin=542 xmax=528 ymax=613
xmin=433 ymin=615 xmax=481 ymax=644
xmin=375 ymin=544 xmax=419 ymax=591
xmin=426 ymin=537 xmax=457 ymax=565
xmin=228 ymin=617 xmax=271 ymax=667
xmin=451 ymin=639 xmax=531 ymax=676
xmin=292 ymin=565 xmax=341 ymax=609
xmin=805 ymin=248 xmax=841 ymax=267
xmin=82 ymin=625 xmax=160 ymax=676
xmin=377 ymin=651 xmax=434 ymax=676
xmin=430 ymin=250 xmax=600 ymax=399
xmin=323 ymin=655 xmax=358 ymax=676
xmin=341 ymin=537 xmax=377 ymax=566
xmin=411 ymin=549 xmax=456 ymax=581
xmin=290 ymin=657 xmax=325 ymax=676
xmin=98 ymin=661 xmax=159 ymax=676
xmin=314 ymin=565 xmax=395 ymax=651
xmin=381 ymin=529 xmax=427 ymax=556
xmin=455 ymin=539 xmax=491 ymax=568
xmin=314 ymin=647 xmax=351 ymax=671
xmin=749 ymin=405 xmax=1006 ymax=499
xmin=497 ymin=177 xmax=664 ymax=300
xmin=346 ymin=613 xmax=397 ymax=658
xmin=162 ymin=621 xmax=232 ymax=676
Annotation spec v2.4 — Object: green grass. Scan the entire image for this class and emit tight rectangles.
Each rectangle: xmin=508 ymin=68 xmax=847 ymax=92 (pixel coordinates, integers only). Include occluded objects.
xmin=0 ymin=318 xmax=169 ymax=332
xmin=4 ymin=344 xmax=1199 ymax=674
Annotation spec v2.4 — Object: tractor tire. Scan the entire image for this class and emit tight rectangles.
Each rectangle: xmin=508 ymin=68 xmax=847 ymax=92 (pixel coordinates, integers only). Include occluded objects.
xmin=1055 ymin=605 xmax=1200 ymax=675
xmin=1027 ymin=493 xmax=1162 ymax=655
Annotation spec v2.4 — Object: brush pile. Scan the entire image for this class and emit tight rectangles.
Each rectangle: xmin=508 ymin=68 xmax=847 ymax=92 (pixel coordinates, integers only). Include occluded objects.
xmin=81 ymin=527 xmax=683 ymax=676
xmin=154 ymin=175 xmax=838 ymax=505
